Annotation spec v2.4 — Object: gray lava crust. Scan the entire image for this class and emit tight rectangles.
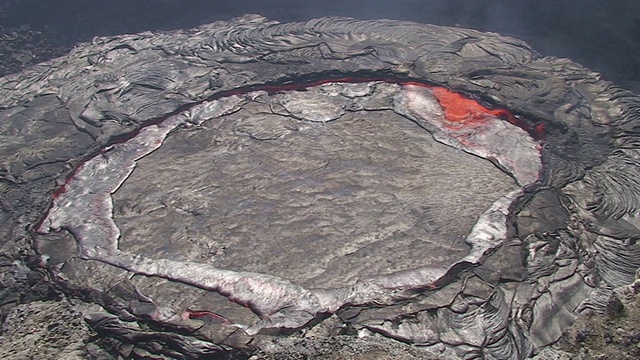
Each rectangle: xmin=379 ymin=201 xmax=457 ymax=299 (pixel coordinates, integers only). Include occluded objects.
xmin=1 ymin=14 xmax=640 ymax=360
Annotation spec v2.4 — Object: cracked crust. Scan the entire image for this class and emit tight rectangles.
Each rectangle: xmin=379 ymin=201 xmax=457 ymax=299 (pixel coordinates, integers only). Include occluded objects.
xmin=1 ymin=15 xmax=640 ymax=360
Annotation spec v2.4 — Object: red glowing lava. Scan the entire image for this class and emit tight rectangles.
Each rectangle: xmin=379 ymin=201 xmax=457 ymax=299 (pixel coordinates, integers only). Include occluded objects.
xmin=427 ymin=86 xmax=545 ymax=140
xmin=184 ymin=310 xmax=231 ymax=324
xmin=36 ymin=75 xmax=546 ymax=232
xmin=430 ymin=87 xmax=506 ymax=125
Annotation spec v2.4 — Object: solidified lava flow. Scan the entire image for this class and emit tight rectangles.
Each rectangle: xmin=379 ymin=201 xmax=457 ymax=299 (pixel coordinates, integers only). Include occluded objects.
xmin=36 ymin=74 xmax=539 ymax=352
xmin=40 ymin=76 xmax=539 ymax=209
xmin=11 ymin=15 xmax=640 ymax=360
xmin=217 ymin=77 xmax=548 ymax=140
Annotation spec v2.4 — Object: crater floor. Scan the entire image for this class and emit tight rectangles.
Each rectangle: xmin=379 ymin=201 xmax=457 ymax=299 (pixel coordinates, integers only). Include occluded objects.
xmin=113 ymin=83 xmax=517 ymax=289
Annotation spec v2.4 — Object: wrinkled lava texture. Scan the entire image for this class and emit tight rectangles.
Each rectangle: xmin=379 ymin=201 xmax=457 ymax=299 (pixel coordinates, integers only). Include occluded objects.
xmin=2 ymin=15 xmax=640 ymax=360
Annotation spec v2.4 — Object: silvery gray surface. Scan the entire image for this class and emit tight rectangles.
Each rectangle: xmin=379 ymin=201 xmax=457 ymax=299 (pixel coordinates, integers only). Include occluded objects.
xmin=1 ymin=15 xmax=640 ymax=359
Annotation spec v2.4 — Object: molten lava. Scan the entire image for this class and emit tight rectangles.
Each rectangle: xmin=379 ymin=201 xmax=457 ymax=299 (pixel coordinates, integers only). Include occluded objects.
xmin=430 ymin=87 xmax=505 ymax=125
xmin=427 ymin=86 xmax=545 ymax=140
xmin=40 ymin=76 xmax=545 ymax=214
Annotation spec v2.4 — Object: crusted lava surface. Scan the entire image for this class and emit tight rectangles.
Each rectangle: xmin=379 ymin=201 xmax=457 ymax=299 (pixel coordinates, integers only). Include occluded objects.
xmin=1 ymin=15 xmax=640 ymax=360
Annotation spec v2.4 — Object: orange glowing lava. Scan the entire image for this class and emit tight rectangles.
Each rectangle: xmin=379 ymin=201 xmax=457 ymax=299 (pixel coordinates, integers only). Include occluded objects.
xmin=430 ymin=87 xmax=508 ymax=126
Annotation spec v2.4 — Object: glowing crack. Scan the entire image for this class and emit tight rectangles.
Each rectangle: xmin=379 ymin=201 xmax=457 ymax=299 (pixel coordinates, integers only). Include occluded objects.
xmin=37 ymin=80 xmax=542 ymax=335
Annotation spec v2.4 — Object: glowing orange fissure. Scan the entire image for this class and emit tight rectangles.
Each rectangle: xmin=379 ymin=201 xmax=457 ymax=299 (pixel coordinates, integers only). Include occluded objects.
xmin=430 ymin=86 xmax=507 ymax=125
xmin=404 ymin=81 xmax=545 ymax=139
xmin=48 ymin=76 xmax=544 ymax=203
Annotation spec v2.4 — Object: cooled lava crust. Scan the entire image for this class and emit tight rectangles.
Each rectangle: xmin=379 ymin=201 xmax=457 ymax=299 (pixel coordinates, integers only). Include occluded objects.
xmin=2 ymin=15 xmax=640 ymax=360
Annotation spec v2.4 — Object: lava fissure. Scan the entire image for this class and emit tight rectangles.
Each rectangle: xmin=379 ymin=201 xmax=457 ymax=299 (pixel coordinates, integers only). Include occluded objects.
xmin=40 ymin=74 xmax=542 ymax=207
xmin=35 ymin=76 xmax=542 ymax=338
